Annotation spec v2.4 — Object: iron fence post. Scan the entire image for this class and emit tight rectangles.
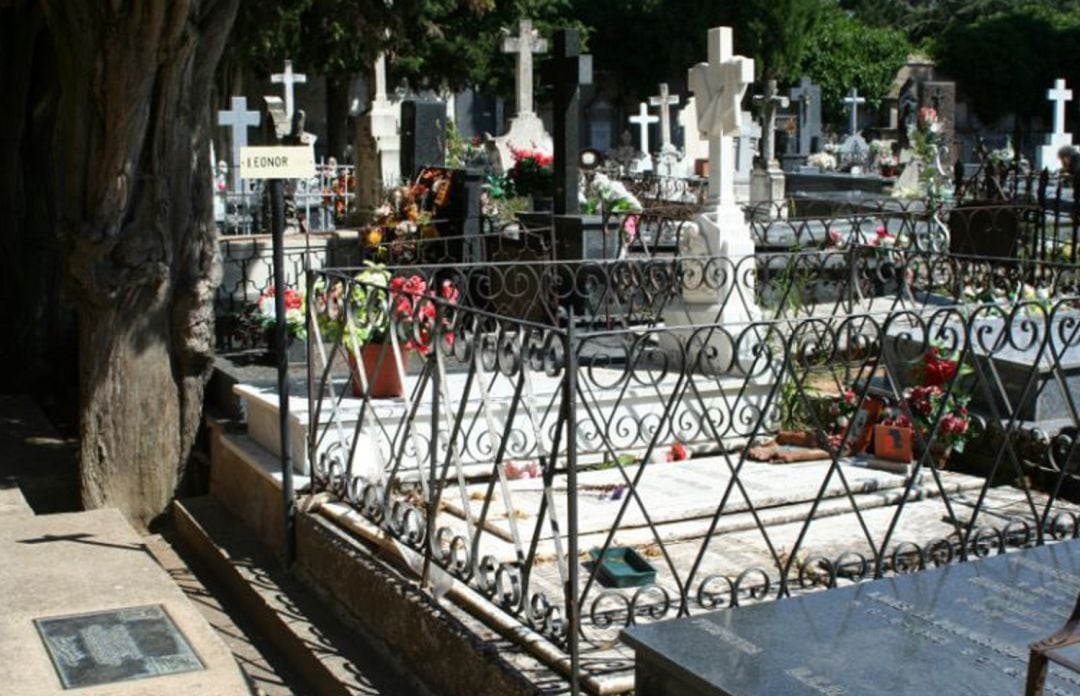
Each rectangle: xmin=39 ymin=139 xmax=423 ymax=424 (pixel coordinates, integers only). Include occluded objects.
xmin=270 ymin=177 xmax=297 ymax=567
xmin=564 ymin=309 xmax=580 ymax=695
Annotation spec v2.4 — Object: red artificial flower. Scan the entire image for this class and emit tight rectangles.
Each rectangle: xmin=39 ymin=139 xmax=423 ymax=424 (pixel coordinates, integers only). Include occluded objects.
xmin=666 ymin=443 xmax=689 ymax=462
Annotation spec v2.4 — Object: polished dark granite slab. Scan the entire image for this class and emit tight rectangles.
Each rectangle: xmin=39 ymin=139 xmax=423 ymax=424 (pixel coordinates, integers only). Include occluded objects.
xmin=35 ymin=604 xmax=203 ymax=689
xmin=622 ymin=541 xmax=1080 ymax=696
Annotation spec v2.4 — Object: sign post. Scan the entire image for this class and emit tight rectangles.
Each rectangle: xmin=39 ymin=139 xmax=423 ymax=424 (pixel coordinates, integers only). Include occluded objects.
xmin=240 ymin=145 xmax=315 ymax=566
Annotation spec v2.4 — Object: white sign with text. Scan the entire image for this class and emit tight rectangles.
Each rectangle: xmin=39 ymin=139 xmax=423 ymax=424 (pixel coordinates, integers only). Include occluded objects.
xmin=239 ymin=146 xmax=315 ymax=180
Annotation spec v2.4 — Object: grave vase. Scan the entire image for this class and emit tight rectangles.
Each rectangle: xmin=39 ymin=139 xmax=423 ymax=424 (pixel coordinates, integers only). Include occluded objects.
xmin=347 ymin=344 xmax=407 ymax=398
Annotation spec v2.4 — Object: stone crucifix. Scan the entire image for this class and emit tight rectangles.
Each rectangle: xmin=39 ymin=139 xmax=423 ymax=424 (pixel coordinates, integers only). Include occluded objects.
xmin=688 ymin=26 xmax=755 ymax=209
xmin=216 ymin=96 xmax=261 ymax=193
xmin=649 ymin=83 xmax=681 ymax=149
xmin=629 ymin=102 xmax=659 ymax=154
xmin=752 ymin=79 xmax=789 ymax=168
xmin=844 ymin=87 xmax=866 ymax=138
xmin=271 ymin=59 xmax=307 ymax=120
xmin=502 ymin=19 xmax=549 ymax=117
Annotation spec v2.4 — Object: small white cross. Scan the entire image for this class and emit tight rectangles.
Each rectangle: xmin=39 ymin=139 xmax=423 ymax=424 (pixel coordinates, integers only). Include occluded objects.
xmin=1048 ymin=78 xmax=1073 ymax=137
xmin=844 ymin=87 xmax=866 ymax=137
xmin=629 ymin=101 xmax=659 ymax=154
xmin=216 ymin=96 xmax=261 ymax=192
xmin=649 ymin=83 xmax=681 ymax=149
xmin=502 ymin=19 xmax=549 ymax=116
xmin=271 ymin=59 xmax=307 ymax=120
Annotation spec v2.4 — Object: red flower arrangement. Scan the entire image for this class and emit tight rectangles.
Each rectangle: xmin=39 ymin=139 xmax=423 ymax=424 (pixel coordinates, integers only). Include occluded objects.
xmin=666 ymin=443 xmax=689 ymax=462
xmin=881 ymin=345 xmax=973 ymax=455
xmin=388 ymin=275 xmax=460 ymax=355
xmin=508 ymin=145 xmax=554 ymax=199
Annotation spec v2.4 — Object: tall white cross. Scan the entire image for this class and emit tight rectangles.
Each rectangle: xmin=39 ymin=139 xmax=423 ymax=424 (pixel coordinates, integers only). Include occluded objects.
xmin=629 ymin=101 xmax=659 ymax=154
xmin=1048 ymin=78 xmax=1073 ymax=136
xmin=649 ymin=83 xmax=681 ymax=149
xmin=844 ymin=87 xmax=866 ymax=137
xmin=216 ymin=96 xmax=261 ymax=192
xmin=271 ymin=59 xmax=307 ymax=120
xmin=502 ymin=19 xmax=549 ymax=116
xmin=689 ymin=26 xmax=755 ymax=208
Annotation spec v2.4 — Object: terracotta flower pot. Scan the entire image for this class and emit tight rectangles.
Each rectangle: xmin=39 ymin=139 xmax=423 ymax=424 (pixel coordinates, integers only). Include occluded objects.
xmin=347 ymin=344 xmax=407 ymax=398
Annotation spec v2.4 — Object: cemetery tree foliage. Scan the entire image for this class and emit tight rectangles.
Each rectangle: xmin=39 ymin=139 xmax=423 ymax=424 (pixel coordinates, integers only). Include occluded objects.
xmin=1 ymin=0 xmax=239 ymax=527
xmin=797 ymin=5 xmax=910 ymax=128
xmin=935 ymin=7 xmax=1080 ymax=130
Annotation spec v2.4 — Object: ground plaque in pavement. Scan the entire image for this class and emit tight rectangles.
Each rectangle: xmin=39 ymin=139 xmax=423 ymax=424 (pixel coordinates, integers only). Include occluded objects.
xmin=35 ymin=604 xmax=203 ymax=689
xmin=622 ymin=541 xmax=1080 ymax=696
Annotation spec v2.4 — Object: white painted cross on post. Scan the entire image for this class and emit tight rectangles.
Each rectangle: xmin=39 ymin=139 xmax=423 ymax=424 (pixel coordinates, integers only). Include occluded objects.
xmin=629 ymin=102 xmax=659 ymax=154
xmin=844 ymin=87 xmax=866 ymax=138
xmin=502 ymin=19 xmax=549 ymax=117
xmin=271 ymin=59 xmax=307 ymax=120
xmin=650 ymin=83 xmax=681 ymax=149
xmin=216 ymin=96 xmax=261 ymax=193
xmin=1048 ymin=78 xmax=1073 ymax=137
xmin=689 ymin=26 xmax=754 ymax=209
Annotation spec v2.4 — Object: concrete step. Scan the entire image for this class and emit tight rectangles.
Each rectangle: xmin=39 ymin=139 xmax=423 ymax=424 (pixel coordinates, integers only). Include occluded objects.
xmin=172 ymin=495 xmax=427 ymax=696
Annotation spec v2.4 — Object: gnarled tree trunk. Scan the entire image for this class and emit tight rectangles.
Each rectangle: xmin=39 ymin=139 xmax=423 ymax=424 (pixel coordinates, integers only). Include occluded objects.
xmin=37 ymin=0 xmax=239 ymax=527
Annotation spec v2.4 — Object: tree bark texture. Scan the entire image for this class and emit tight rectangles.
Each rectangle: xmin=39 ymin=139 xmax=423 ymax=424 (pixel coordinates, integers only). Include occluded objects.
xmin=326 ymin=74 xmax=351 ymax=162
xmin=31 ymin=0 xmax=239 ymax=526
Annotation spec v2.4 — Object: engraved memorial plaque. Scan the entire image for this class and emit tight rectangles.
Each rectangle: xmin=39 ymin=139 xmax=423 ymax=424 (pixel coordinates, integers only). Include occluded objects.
xmin=35 ymin=604 xmax=203 ymax=689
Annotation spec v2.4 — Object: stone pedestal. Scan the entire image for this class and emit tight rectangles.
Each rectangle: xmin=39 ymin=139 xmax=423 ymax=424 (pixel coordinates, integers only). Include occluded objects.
xmin=660 ymin=205 xmax=759 ymax=373
xmin=749 ymin=164 xmax=787 ymax=219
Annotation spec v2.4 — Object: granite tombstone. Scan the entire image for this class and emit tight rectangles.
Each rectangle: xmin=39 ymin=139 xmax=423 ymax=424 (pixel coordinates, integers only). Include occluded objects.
xmin=623 ymin=541 xmax=1080 ymax=696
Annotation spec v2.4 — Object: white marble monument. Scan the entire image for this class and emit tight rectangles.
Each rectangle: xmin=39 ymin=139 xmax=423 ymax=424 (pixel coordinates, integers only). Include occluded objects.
xmin=666 ymin=26 xmax=758 ymax=368
xmin=650 ymin=83 xmax=683 ymax=177
xmin=494 ymin=20 xmax=554 ymax=172
xmin=1037 ymin=78 xmax=1074 ymax=173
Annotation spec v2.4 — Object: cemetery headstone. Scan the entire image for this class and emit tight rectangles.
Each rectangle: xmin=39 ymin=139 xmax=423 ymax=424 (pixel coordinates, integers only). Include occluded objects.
xmin=922 ymin=80 xmax=958 ymax=166
xmin=629 ymin=102 xmax=658 ymax=172
xmin=733 ymin=111 xmax=760 ymax=205
xmin=1038 ymin=78 xmax=1074 ymax=173
xmin=494 ymin=20 xmax=554 ymax=173
xmin=650 ymin=83 xmax=683 ymax=177
xmin=839 ymin=87 xmax=870 ymax=171
xmin=789 ymin=76 xmax=822 ymax=159
xmin=370 ymin=52 xmax=402 ymax=188
xmin=679 ymin=96 xmax=709 ymax=176
xmin=844 ymin=87 xmax=866 ymax=138
xmin=750 ymin=79 xmax=789 ymax=214
xmin=216 ymin=96 xmax=261 ymax=193
xmin=623 ymin=541 xmax=1080 ymax=696
xmin=270 ymin=59 xmax=307 ymax=121
xmin=665 ymin=25 xmax=759 ymax=365
xmin=545 ymin=28 xmax=592 ymax=216
xmin=400 ymin=99 xmax=447 ymax=181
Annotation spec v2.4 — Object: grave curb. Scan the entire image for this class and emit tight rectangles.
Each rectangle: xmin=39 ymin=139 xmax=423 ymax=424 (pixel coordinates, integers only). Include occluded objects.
xmin=171 ymin=495 xmax=424 ymax=695
xmin=293 ymin=510 xmax=554 ymax=696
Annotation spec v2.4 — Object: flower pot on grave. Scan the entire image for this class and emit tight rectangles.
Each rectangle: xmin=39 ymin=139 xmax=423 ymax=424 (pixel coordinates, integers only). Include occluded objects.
xmin=347 ymin=344 xmax=407 ymax=398
xmin=694 ymin=159 xmax=710 ymax=178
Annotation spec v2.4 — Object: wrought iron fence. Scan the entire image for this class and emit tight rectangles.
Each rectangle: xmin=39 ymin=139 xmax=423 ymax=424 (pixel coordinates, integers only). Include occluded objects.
xmin=302 ymin=255 xmax=1080 ymax=691
xmin=214 ymin=160 xmax=355 ymax=236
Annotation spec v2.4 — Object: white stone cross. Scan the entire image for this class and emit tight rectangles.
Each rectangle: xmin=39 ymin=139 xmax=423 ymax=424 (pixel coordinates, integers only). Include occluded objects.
xmin=271 ymin=59 xmax=307 ymax=120
xmin=844 ymin=87 xmax=866 ymax=137
xmin=629 ymin=102 xmax=659 ymax=154
xmin=502 ymin=19 xmax=549 ymax=117
xmin=688 ymin=26 xmax=755 ymax=208
xmin=216 ymin=96 xmax=261 ymax=193
xmin=649 ymin=83 xmax=681 ymax=149
xmin=1048 ymin=78 xmax=1073 ymax=136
